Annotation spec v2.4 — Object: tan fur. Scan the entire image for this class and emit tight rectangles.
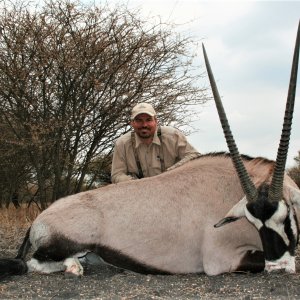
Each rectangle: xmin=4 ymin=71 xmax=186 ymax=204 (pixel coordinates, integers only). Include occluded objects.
xmin=29 ymin=154 xmax=299 ymax=275
xmin=245 ymin=157 xmax=274 ymax=187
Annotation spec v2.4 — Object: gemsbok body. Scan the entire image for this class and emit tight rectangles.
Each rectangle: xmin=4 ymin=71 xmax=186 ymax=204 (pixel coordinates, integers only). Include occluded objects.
xmin=0 ymin=22 xmax=299 ymax=279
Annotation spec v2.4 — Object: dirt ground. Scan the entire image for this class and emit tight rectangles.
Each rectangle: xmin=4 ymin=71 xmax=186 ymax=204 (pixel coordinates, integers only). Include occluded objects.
xmin=1 ymin=247 xmax=300 ymax=300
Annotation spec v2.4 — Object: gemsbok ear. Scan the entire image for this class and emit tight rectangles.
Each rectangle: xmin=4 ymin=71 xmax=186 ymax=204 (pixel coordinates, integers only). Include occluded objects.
xmin=214 ymin=197 xmax=247 ymax=228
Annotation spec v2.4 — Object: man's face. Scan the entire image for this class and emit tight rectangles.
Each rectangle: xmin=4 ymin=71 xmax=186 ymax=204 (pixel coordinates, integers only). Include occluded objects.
xmin=131 ymin=113 xmax=158 ymax=140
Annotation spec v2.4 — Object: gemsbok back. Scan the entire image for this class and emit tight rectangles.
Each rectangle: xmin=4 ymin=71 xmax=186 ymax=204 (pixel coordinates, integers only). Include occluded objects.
xmin=0 ymin=22 xmax=299 ymax=279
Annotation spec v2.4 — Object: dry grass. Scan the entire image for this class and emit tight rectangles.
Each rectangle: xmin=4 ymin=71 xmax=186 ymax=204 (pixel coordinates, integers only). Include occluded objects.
xmin=0 ymin=204 xmax=40 ymax=255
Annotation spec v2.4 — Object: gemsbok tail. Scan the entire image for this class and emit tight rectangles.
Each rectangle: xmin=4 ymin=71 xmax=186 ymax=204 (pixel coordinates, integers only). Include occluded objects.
xmin=0 ymin=227 xmax=31 ymax=280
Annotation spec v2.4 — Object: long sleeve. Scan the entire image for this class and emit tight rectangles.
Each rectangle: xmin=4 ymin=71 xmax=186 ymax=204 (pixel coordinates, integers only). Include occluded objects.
xmin=111 ymin=138 xmax=134 ymax=184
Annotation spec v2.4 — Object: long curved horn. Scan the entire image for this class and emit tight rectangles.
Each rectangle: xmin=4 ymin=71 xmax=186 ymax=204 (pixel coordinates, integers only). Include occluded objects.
xmin=268 ymin=21 xmax=300 ymax=202
xmin=202 ymin=44 xmax=258 ymax=202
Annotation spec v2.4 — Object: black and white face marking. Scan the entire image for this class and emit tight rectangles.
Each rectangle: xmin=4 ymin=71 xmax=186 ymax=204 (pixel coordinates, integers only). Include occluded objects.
xmin=245 ymin=184 xmax=299 ymax=273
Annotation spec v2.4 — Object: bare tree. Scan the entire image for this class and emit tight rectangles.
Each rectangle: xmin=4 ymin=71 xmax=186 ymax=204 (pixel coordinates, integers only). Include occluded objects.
xmin=288 ymin=151 xmax=300 ymax=188
xmin=0 ymin=124 xmax=33 ymax=208
xmin=0 ymin=0 xmax=208 ymax=208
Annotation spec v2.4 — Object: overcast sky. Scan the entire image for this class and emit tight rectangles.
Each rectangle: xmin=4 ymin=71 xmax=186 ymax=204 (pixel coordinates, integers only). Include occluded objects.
xmin=96 ymin=1 xmax=300 ymax=167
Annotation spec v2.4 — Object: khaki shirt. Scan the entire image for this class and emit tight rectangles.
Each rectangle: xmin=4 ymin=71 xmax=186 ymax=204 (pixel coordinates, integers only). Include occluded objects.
xmin=111 ymin=126 xmax=200 ymax=183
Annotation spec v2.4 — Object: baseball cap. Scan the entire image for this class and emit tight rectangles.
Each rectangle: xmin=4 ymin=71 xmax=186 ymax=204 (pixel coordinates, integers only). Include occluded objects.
xmin=131 ymin=103 xmax=156 ymax=120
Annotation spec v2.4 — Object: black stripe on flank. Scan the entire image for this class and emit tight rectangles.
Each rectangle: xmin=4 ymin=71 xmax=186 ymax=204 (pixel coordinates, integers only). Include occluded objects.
xmin=93 ymin=245 xmax=171 ymax=275
xmin=32 ymin=234 xmax=171 ymax=275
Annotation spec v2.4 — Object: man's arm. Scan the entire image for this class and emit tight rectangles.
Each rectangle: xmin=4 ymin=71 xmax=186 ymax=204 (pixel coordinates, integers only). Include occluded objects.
xmin=111 ymin=141 xmax=134 ymax=183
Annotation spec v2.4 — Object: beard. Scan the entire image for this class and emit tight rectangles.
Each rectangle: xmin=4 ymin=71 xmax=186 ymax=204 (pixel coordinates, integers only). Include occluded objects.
xmin=136 ymin=127 xmax=154 ymax=139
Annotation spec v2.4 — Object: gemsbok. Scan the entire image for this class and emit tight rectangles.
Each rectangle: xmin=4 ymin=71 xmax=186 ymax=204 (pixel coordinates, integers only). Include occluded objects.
xmin=0 ymin=21 xmax=299 ymax=279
